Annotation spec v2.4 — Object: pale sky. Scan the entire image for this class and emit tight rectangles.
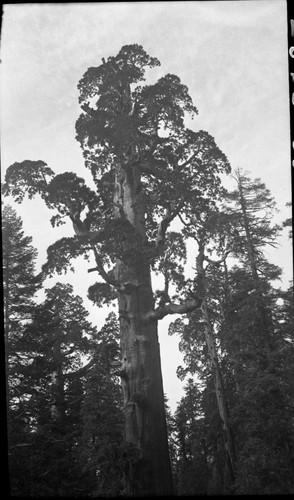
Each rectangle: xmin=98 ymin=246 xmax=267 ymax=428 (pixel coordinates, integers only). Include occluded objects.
xmin=1 ymin=1 xmax=292 ymax=410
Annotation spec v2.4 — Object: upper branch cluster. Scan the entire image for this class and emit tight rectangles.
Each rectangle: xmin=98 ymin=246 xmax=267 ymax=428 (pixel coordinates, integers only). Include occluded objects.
xmin=3 ymin=44 xmax=232 ymax=319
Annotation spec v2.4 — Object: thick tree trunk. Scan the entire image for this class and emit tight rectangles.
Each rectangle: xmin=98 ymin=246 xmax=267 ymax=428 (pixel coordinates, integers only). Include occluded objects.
xmin=117 ymin=273 xmax=173 ymax=496
xmin=113 ymin=164 xmax=173 ymax=496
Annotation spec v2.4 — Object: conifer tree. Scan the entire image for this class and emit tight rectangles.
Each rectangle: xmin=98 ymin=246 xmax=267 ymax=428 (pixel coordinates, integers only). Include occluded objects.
xmin=7 ymin=281 xmax=125 ymax=497
xmin=2 ymin=205 xmax=42 ymax=495
xmin=173 ymin=379 xmax=211 ymax=496
xmin=77 ymin=312 xmax=125 ymax=497
xmin=6 ymin=282 xmax=96 ymax=496
xmin=216 ymin=175 xmax=294 ymax=494
xmin=2 ymin=204 xmax=41 ymax=387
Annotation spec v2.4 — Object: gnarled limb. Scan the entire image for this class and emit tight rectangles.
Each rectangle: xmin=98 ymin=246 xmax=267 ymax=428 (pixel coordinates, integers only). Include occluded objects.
xmin=91 ymin=247 xmax=139 ymax=295
xmin=142 ymin=295 xmax=202 ymax=322
xmin=91 ymin=247 xmax=120 ymax=288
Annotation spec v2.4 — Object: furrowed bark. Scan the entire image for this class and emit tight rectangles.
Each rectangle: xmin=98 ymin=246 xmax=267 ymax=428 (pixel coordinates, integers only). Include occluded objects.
xmin=113 ymin=161 xmax=173 ymax=496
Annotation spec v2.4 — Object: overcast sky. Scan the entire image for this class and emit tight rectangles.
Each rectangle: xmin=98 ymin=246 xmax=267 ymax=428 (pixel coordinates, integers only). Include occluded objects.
xmin=1 ymin=1 xmax=292 ymax=410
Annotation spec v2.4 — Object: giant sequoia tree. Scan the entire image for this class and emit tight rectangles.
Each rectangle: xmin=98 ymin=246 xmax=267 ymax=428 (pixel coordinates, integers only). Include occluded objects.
xmin=3 ymin=44 xmax=230 ymax=495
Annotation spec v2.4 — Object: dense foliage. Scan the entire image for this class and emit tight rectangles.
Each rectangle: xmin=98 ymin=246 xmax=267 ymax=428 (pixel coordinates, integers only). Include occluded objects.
xmin=3 ymin=206 xmax=126 ymax=496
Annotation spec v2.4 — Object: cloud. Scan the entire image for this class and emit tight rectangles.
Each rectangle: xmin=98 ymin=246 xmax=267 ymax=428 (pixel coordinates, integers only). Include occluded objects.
xmin=195 ymin=0 xmax=286 ymax=28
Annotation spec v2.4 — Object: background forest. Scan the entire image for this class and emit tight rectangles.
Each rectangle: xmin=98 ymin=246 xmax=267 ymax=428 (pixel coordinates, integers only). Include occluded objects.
xmin=3 ymin=167 xmax=294 ymax=495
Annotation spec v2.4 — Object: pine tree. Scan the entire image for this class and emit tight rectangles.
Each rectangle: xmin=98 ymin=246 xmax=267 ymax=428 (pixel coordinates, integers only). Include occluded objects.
xmin=7 ymin=281 xmax=115 ymax=496
xmin=23 ymin=295 xmax=126 ymax=497
xmin=220 ymin=266 xmax=294 ymax=494
xmin=173 ymin=379 xmax=211 ymax=496
xmin=164 ymin=395 xmax=179 ymax=493
xmin=2 ymin=204 xmax=42 ymax=495
xmin=226 ymin=169 xmax=282 ymax=349
xmin=2 ymin=204 xmax=41 ymax=392
xmin=217 ymin=174 xmax=294 ymax=493
xmin=77 ymin=312 xmax=125 ymax=497
xmin=227 ymin=169 xmax=281 ymax=277
xmin=20 ymin=283 xmax=97 ymax=496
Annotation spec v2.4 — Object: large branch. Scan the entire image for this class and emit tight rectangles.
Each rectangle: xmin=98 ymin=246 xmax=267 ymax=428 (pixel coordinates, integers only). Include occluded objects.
xmin=142 ymin=296 xmax=202 ymax=322
xmin=140 ymin=147 xmax=200 ymax=179
xmin=81 ymin=103 xmax=98 ymax=119
xmin=90 ymin=247 xmax=139 ymax=294
xmin=155 ymin=202 xmax=185 ymax=250
xmin=91 ymin=247 xmax=120 ymax=288
xmin=69 ymin=212 xmax=107 ymax=242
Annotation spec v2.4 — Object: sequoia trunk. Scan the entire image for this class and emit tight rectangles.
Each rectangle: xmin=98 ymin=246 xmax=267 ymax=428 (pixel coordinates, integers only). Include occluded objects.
xmin=114 ymin=164 xmax=173 ymax=496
